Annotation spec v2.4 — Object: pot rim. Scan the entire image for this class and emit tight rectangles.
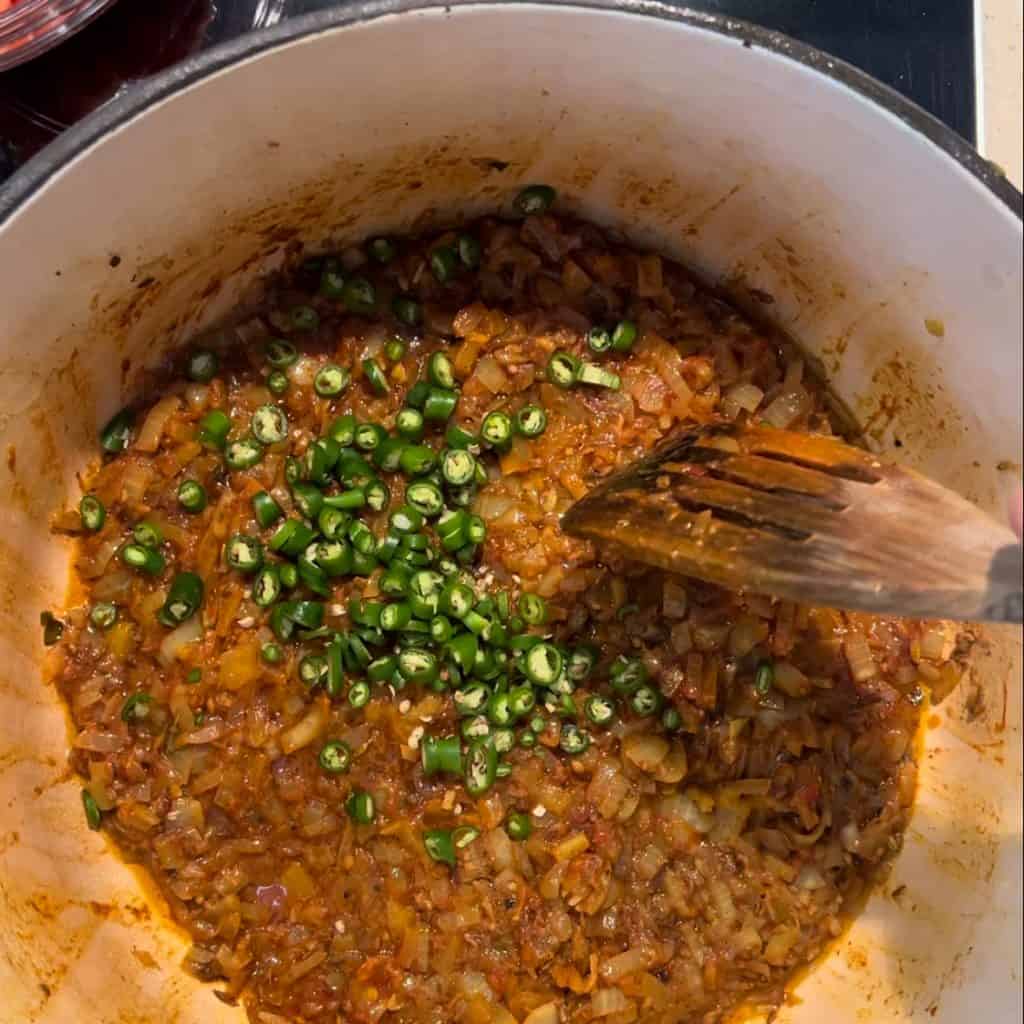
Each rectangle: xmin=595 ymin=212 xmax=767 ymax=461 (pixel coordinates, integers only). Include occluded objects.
xmin=1 ymin=0 xmax=1022 ymax=227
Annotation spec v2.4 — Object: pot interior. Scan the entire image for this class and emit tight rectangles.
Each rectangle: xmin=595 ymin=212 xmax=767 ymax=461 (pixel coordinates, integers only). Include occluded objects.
xmin=0 ymin=5 xmax=1020 ymax=1022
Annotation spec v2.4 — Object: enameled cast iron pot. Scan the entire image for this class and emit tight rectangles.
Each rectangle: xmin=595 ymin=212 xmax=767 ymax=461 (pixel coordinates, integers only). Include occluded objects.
xmin=0 ymin=4 xmax=1020 ymax=1021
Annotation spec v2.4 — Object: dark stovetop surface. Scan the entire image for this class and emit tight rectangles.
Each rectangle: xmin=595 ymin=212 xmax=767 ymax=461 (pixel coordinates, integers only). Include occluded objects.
xmin=0 ymin=0 xmax=976 ymax=182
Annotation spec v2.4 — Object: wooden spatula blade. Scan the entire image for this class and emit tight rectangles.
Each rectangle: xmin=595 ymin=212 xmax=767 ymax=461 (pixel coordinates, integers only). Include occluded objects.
xmin=561 ymin=426 xmax=1022 ymax=623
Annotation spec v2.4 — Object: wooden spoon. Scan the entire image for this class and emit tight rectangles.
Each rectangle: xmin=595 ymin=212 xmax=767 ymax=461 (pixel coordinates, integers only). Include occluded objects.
xmin=561 ymin=424 xmax=1022 ymax=624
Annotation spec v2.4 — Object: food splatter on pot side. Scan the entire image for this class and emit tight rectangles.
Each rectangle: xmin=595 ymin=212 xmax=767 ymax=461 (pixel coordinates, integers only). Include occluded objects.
xmin=46 ymin=191 xmax=969 ymax=1024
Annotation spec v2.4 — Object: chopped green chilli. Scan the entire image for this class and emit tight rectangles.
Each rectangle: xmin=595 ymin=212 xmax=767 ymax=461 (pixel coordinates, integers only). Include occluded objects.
xmin=290 ymin=305 xmax=320 ymax=332
xmin=559 ymin=722 xmax=590 ymax=755
xmin=568 ymin=644 xmax=598 ymax=681
xmin=423 ymin=388 xmax=458 ymax=423
xmin=178 ymin=479 xmax=208 ymax=513
xmin=514 ymin=184 xmax=556 ymax=215
xmin=585 ymin=694 xmax=616 ymax=726
xmin=252 ymin=404 xmax=289 ymax=444
xmin=609 ymin=655 xmax=648 ymax=695
xmin=631 ymin=685 xmax=661 ymax=716
xmin=82 ymin=789 xmax=102 ymax=830
xmin=440 ymin=449 xmax=476 ymax=486
xmin=100 ymin=408 xmax=133 ymax=454
xmin=661 ymin=706 xmax=683 ymax=732
xmin=421 ymin=734 xmax=463 ymax=776
xmin=225 ymin=437 xmax=264 ymax=470
xmin=267 ymin=369 xmax=289 ymax=395
xmin=90 ymin=602 xmax=118 ymax=630
xmin=348 ymin=680 xmax=371 ymax=708
xmin=587 ymin=326 xmax=612 ymax=353
xmin=121 ymin=692 xmax=153 ymax=723
xmin=160 ymin=572 xmax=204 ymax=625
xmin=320 ymin=268 xmax=346 ymax=299
xmin=481 ymin=410 xmax=512 ymax=449
xmin=406 ymin=480 xmax=444 ymax=517
xmin=132 ymin=520 xmax=163 ymax=549
xmin=362 ymin=358 xmax=390 ymax=396
xmin=457 ymin=234 xmax=481 ymax=269
xmin=755 ymin=661 xmax=775 ymax=696
xmin=355 ymin=423 xmax=386 ymax=451
xmin=506 ymin=811 xmax=532 ymax=840
xmin=611 ymin=319 xmax=638 ymax=352
xmin=392 ymin=295 xmax=422 ymax=326
xmin=121 ymin=543 xmax=166 ymax=576
xmin=423 ymin=829 xmax=456 ymax=866
xmin=346 ymin=790 xmax=376 ymax=824
xmin=577 ymin=363 xmax=621 ymax=389
xmin=314 ymin=364 xmax=350 ymax=397
xmin=369 ymin=237 xmax=396 ymax=263
xmin=187 ymin=349 xmax=219 ymax=382
xmin=252 ymin=566 xmax=281 ymax=607
xmin=518 ymin=592 xmax=547 ymax=625
xmin=464 ymin=739 xmax=497 ymax=796
xmin=514 ymin=404 xmax=547 ymax=438
xmin=253 ymin=490 xmax=283 ymax=528
xmin=453 ymin=824 xmax=480 ymax=848
xmin=266 ymin=338 xmax=298 ymax=367
xmin=299 ymin=654 xmax=328 ymax=688
xmin=524 ymin=642 xmax=563 ymax=686
xmin=79 ymin=495 xmax=106 ymax=532
xmin=430 ymin=246 xmax=458 ymax=284
xmin=343 ymin=277 xmax=377 ymax=314
xmin=396 ymin=407 xmax=425 ymax=441
xmin=197 ymin=409 xmax=231 ymax=448
xmin=427 ymin=352 xmax=455 ymax=389
xmin=319 ymin=740 xmax=352 ymax=773
xmin=225 ymin=534 xmax=263 ymax=573
xmin=546 ymin=350 xmax=580 ymax=388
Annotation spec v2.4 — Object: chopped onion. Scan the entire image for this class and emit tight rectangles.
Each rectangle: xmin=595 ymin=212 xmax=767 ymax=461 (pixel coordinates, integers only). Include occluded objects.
xmin=634 ymin=843 xmax=667 ymax=881
xmin=635 ymin=253 xmax=663 ymax=297
xmin=457 ymin=972 xmax=495 ymax=1000
xmin=840 ymin=822 xmax=861 ymax=853
xmin=844 ymin=633 xmax=876 ymax=682
xmin=165 ymin=797 xmax=205 ymax=832
xmin=647 ymin=335 xmax=693 ymax=415
xmin=484 ymin=827 xmax=515 ymax=872
xmin=600 ymin=947 xmax=648 ymax=982
xmin=523 ymin=1004 xmax=559 ymax=1024
xmin=521 ymin=216 xmax=565 ymax=262
xmin=658 ymin=793 xmax=713 ymax=834
xmin=74 ymin=727 xmax=123 ymax=753
xmin=78 ymin=536 xmax=121 ymax=579
xmin=622 ymin=733 xmax=669 ymax=774
xmin=184 ymin=383 xmax=209 ymax=408
xmin=783 ymin=356 xmax=805 ymax=390
xmin=591 ymin=987 xmax=630 ymax=1017
xmin=92 ymin=569 xmax=134 ymax=601
xmin=472 ymin=355 xmax=510 ymax=394
xmin=721 ymin=382 xmax=764 ymax=420
xmin=919 ymin=622 xmax=952 ymax=661
xmin=772 ymin=661 xmax=811 ymax=698
xmin=158 ymin=616 xmax=203 ymax=667
xmin=135 ymin=395 xmax=181 ymax=453
xmin=662 ymin=580 xmax=688 ymax=619
xmin=762 ymin=388 xmax=810 ymax=428
xmin=279 ymin=702 xmax=327 ymax=755
xmin=796 ymin=865 xmax=827 ymax=890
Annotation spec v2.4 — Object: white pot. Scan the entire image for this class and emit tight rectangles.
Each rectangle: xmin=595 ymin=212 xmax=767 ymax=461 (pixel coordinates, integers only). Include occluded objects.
xmin=0 ymin=4 xmax=1020 ymax=1022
